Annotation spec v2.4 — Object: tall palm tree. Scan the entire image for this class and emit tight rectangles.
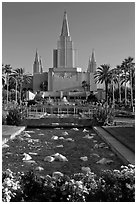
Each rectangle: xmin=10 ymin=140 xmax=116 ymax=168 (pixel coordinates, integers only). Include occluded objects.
xmin=2 ymin=64 xmax=6 ymax=87
xmin=126 ymin=57 xmax=135 ymax=108
xmin=110 ymin=68 xmax=118 ymax=105
xmin=14 ymin=68 xmax=32 ymax=104
xmin=94 ymin=64 xmax=111 ymax=103
xmin=2 ymin=64 xmax=17 ymax=104
xmin=121 ymin=57 xmax=134 ymax=107
xmin=115 ymin=65 xmax=122 ymax=103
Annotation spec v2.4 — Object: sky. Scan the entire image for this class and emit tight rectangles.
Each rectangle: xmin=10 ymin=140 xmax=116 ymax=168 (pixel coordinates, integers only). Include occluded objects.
xmin=2 ymin=2 xmax=135 ymax=74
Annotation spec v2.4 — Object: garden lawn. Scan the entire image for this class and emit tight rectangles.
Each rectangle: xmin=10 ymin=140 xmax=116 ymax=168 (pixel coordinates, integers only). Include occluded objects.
xmin=2 ymin=127 xmax=124 ymax=177
xmin=103 ymin=127 xmax=135 ymax=152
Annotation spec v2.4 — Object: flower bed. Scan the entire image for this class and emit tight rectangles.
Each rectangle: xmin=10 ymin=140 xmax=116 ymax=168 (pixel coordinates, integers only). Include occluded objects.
xmin=2 ymin=164 xmax=135 ymax=202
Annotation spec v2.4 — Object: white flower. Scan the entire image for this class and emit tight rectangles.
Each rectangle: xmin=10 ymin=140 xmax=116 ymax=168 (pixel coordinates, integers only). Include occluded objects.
xmin=128 ymin=164 xmax=135 ymax=169
xmin=5 ymin=178 xmax=12 ymax=187
xmin=75 ymin=181 xmax=83 ymax=186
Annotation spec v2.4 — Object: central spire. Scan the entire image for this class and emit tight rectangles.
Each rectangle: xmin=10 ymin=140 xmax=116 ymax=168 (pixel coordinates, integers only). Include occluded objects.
xmin=61 ymin=11 xmax=70 ymax=36
xmin=35 ymin=49 xmax=39 ymax=62
xmin=91 ymin=49 xmax=96 ymax=62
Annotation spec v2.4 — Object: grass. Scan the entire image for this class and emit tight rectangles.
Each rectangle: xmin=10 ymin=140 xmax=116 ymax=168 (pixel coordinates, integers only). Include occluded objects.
xmin=103 ymin=127 xmax=135 ymax=152
xmin=2 ymin=127 xmax=124 ymax=177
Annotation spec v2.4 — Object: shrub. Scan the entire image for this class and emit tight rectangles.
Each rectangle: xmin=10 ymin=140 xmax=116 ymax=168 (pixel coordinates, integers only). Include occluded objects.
xmin=2 ymin=110 xmax=7 ymax=125
xmin=6 ymin=108 xmax=22 ymax=126
xmin=93 ymin=106 xmax=107 ymax=125
xmin=2 ymin=164 xmax=135 ymax=202
xmin=86 ymin=164 xmax=135 ymax=202
xmin=93 ymin=104 xmax=115 ymax=126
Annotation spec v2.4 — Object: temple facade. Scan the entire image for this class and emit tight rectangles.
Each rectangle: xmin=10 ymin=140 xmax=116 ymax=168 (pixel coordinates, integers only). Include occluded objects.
xmin=32 ymin=11 xmax=97 ymax=95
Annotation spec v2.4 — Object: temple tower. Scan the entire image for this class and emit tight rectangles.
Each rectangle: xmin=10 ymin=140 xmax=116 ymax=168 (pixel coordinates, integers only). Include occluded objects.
xmin=87 ymin=49 xmax=97 ymax=92
xmin=53 ymin=11 xmax=76 ymax=68
xmin=87 ymin=49 xmax=96 ymax=73
xmin=33 ymin=49 xmax=40 ymax=74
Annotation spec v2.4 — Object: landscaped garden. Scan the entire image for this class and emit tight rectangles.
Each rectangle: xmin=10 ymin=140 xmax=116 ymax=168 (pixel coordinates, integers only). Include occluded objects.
xmin=2 ymin=56 xmax=135 ymax=202
xmin=2 ymin=127 xmax=135 ymax=201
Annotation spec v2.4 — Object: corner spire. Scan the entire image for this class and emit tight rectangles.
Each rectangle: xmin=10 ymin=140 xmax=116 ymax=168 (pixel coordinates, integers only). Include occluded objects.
xmin=61 ymin=11 xmax=70 ymax=36
xmin=39 ymin=56 xmax=43 ymax=73
xmin=91 ymin=49 xmax=96 ymax=63
xmin=87 ymin=57 xmax=91 ymax=72
xmin=87 ymin=49 xmax=97 ymax=73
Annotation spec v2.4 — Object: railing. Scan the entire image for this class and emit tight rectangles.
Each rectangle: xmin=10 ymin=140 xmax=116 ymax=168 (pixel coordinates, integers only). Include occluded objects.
xmin=25 ymin=105 xmax=96 ymax=119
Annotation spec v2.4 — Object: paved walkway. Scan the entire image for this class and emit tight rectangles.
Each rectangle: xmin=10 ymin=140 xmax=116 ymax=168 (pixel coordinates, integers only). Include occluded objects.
xmin=93 ymin=126 xmax=135 ymax=165
xmin=2 ymin=125 xmax=26 ymax=145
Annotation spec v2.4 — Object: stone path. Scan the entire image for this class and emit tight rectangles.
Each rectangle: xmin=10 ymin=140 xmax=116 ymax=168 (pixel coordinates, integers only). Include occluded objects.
xmin=2 ymin=125 xmax=26 ymax=145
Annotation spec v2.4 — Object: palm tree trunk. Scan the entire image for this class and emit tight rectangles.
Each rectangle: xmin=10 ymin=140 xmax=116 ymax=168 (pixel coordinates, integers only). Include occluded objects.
xmin=105 ymin=81 xmax=108 ymax=104
xmin=118 ymin=73 xmax=121 ymax=103
xmin=124 ymin=71 xmax=127 ymax=106
xmin=20 ymin=86 xmax=22 ymax=105
xmin=130 ymin=69 xmax=133 ymax=109
xmin=6 ymin=74 xmax=9 ymax=105
xmin=15 ymin=79 xmax=18 ymax=103
xmin=113 ymin=79 xmax=115 ymax=105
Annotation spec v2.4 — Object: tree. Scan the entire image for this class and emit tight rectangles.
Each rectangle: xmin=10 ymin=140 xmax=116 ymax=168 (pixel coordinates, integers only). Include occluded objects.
xmin=87 ymin=91 xmax=98 ymax=103
xmin=40 ymin=81 xmax=48 ymax=91
xmin=82 ymin=80 xmax=89 ymax=91
xmin=115 ymin=65 xmax=122 ymax=103
xmin=2 ymin=64 xmax=17 ymax=104
xmin=14 ymin=68 xmax=32 ymax=104
xmin=121 ymin=57 xmax=135 ymax=107
xmin=2 ymin=64 xmax=6 ymax=87
xmin=109 ymin=67 xmax=120 ymax=105
xmin=94 ymin=64 xmax=112 ymax=103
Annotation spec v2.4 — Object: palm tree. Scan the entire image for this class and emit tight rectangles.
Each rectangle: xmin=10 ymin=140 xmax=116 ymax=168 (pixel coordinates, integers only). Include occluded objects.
xmin=14 ymin=68 xmax=32 ymax=104
xmin=115 ymin=65 xmax=122 ymax=103
xmin=94 ymin=64 xmax=111 ymax=103
xmin=110 ymin=68 xmax=118 ymax=105
xmin=2 ymin=64 xmax=6 ymax=86
xmin=8 ymin=76 xmax=18 ymax=103
xmin=121 ymin=57 xmax=134 ymax=107
xmin=2 ymin=64 xmax=17 ymax=104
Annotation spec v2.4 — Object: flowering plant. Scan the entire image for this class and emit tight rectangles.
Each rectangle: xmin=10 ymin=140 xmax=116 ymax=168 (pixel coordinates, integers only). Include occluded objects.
xmin=2 ymin=169 xmax=21 ymax=202
xmin=86 ymin=164 xmax=135 ymax=202
xmin=2 ymin=164 xmax=135 ymax=202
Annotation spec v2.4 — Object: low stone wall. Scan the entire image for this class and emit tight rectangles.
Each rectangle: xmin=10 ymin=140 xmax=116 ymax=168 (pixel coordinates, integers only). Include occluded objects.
xmin=22 ymin=117 xmax=93 ymax=128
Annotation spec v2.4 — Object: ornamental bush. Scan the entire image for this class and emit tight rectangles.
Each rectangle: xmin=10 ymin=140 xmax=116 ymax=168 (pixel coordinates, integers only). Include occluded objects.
xmin=93 ymin=106 xmax=107 ymax=125
xmin=2 ymin=164 xmax=135 ymax=202
xmin=6 ymin=108 xmax=22 ymax=126
xmin=2 ymin=110 xmax=7 ymax=125
xmin=93 ymin=104 xmax=115 ymax=126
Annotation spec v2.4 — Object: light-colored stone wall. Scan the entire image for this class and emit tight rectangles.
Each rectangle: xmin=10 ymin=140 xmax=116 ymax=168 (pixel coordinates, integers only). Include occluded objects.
xmin=89 ymin=73 xmax=97 ymax=92
xmin=48 ymin=70 xmax=89 ymax=92
xmin=33 ymin=72 xmax=48 ymax=93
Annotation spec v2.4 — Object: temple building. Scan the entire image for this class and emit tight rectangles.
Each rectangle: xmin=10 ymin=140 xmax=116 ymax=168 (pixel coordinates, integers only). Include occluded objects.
xmin=32 ymin=11 xmax=97 ymax=98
